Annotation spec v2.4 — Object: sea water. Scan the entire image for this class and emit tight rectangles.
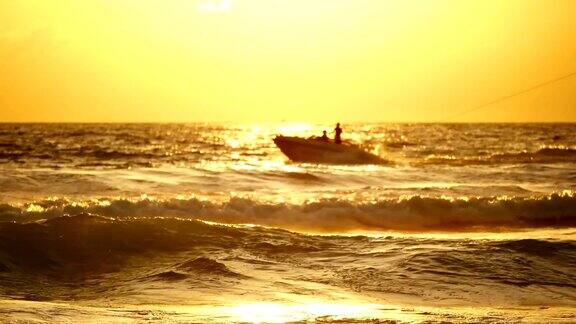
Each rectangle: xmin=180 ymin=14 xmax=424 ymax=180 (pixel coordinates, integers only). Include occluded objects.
xmin=0 ymin=123 xmax=574 ymax=322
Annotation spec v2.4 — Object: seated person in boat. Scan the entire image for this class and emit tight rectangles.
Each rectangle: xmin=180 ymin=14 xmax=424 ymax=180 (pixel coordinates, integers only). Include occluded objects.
xmin=319 ymin=130 xmax=329 ymax=141
xmin=334 ymin=123 xmax=342 ymax=144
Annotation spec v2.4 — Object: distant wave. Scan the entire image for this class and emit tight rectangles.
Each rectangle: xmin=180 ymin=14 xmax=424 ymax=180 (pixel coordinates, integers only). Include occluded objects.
xmin=384 ymin=140 xmax=416 ymax=149
xmin=490 ymin=147 xmax=576 ymax=164
xmin=0 ymin=146 xmax=160 ymax=168
xmin=426 ymin=147 xmax=576 ymax=165
xmin=2 ymin=192 xmax=575 ymax=232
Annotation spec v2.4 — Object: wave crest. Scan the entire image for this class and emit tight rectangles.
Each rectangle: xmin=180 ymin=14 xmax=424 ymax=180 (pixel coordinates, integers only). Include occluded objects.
xmin=2 ymin=192 xmax=576 ymax=232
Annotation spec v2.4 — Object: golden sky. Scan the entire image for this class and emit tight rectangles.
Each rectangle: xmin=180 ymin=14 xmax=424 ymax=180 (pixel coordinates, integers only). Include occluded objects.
xmin=0 ymin=0 xmax=575 ymax=122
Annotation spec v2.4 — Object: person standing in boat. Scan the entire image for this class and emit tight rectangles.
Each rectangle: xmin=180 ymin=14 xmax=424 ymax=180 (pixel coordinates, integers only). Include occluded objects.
xmin=334 ymin=123 xmax=342 ymax=144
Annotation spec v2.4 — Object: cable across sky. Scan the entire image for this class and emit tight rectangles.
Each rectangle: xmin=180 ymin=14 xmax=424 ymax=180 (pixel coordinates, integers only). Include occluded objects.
xmin=445 ymin=70 xmax=576 ymax=122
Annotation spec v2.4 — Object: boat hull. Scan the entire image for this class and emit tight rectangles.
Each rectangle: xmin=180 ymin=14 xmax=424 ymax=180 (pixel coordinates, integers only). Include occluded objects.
xmin=273 ymin=136 xmax=384 ymax=165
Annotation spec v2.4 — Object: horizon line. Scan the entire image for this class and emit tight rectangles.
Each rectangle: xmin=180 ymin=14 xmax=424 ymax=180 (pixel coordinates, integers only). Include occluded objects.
xmin=0 ymin=121 xmax=575 ymax=124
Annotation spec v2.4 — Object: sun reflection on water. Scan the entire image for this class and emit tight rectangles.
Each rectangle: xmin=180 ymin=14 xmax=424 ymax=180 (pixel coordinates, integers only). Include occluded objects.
xmin=224 ymin=302 xmax=379 ymax=323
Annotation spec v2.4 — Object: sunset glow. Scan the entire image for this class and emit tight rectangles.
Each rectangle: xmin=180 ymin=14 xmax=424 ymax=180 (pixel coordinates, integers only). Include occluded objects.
xmin=1 ymin=0 xmax=575 ymax=122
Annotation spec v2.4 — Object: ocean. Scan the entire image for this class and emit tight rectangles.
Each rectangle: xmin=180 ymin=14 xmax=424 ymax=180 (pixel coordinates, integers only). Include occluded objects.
xmin=0 ymin=123 xmax=575 ymax=323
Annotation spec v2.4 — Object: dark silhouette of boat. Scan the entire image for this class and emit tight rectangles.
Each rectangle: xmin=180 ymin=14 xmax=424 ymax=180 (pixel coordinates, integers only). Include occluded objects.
xmin=273 ymin=136 xmax=385 ymax=165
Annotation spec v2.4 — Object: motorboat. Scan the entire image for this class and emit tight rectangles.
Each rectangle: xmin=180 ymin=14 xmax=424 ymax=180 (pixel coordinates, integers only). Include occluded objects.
xmin=273 ymin=135 xmax=385 ymax=165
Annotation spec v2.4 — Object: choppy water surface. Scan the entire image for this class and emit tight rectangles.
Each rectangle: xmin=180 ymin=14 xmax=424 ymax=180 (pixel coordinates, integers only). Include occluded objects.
xmin=0 ymin=123 xmax=575 ymax=323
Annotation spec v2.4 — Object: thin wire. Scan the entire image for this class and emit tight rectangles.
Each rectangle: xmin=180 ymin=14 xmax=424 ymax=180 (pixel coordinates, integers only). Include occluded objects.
xmin=444 ymin=70 xmax=576 ymax=122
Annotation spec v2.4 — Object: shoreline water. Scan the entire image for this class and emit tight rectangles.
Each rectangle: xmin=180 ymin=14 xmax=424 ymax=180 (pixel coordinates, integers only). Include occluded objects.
xmin=1 ymin=299 xmax=574 ymax=323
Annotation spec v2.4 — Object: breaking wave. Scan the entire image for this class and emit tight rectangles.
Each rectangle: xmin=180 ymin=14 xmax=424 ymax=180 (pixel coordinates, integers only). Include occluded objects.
xmin=2 ymin=192 xmax=576 ymax=232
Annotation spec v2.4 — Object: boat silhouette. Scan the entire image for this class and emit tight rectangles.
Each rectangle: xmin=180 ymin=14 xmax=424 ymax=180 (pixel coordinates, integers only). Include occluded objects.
xmin=273 ymin=135 xmax=385 ymax=165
